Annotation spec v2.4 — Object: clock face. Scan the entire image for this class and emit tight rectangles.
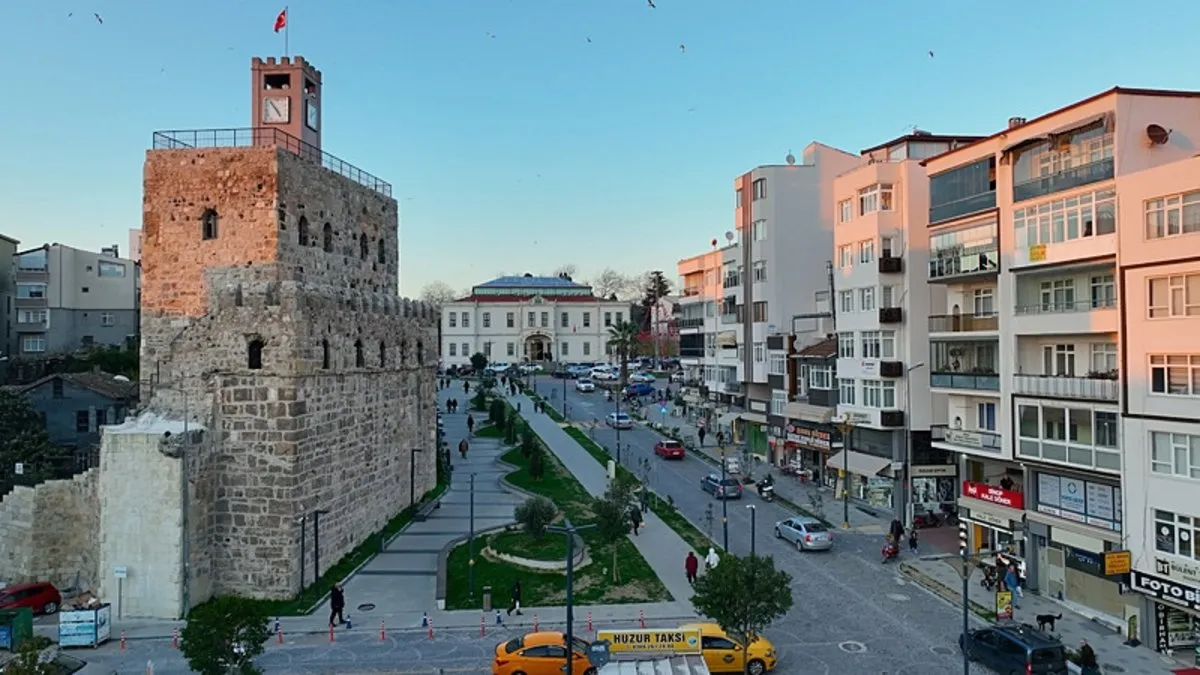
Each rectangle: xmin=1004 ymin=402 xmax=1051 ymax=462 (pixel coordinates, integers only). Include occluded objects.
xmin=306 ymin=101 xmax=319 ymax=131
xmin=263 ymin=97 xmax=290 ymax=124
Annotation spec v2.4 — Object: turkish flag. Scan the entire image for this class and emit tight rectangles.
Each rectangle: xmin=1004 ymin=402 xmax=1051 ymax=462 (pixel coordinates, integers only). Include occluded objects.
xmin=273 ymin=8 xmax=287 ymax=32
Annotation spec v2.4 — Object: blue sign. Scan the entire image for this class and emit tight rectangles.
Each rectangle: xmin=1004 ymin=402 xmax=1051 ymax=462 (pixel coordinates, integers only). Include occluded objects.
xmin=660 ymin=406 xmax=667 ymax=414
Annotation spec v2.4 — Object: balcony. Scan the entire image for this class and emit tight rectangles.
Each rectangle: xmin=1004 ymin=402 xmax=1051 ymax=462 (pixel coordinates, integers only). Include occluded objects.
xmin=929 ymin=191 xmax=998 ymax=225
xmin=879 ymin=410 xmax=905 ymax=428
xmin=1010 ymin=298 xmax=1118 ymax=335
xmin=879 ymin=307 xmax=903 ymax=324
xmin=929 ymin=245 xmax=1000 ymax=282
xmin=679 ymin=345 xmax=705 ymax=358
xmin=721 ymin=313 xmax=739 ymax=325
xmin=878 ymin=256 xmax=903 ymax=274
xmin=931 ymin=424 xmax=1002 ymax=454
xmin=929 ymin=314 xmax=999 ymax=334
xmin=931 ymin=340 xmax=999 ymax=392
xmin=879 ymin=361 xmax=904 ymax=378
xmin=676 ymin=317 xmax=705 ymax=330
xmin=1013 ymin=374 xmax=1119 ymax=402
xmin=1013 ymin=157 xmax=1114 ymax=203
xmin=931 ymin=372 xmax=1000 ymax=392
xmin=682 ymin=287 xmax=702 ymax=297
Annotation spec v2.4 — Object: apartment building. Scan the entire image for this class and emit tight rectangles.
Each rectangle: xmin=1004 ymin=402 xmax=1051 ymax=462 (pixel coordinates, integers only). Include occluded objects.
xmin=0 ymin=234 xmax=17 ymax=358
xmin=676 ymin=249 xmax=722 ymax=389
xmin=719 ymin=143 xmax=861 ymax=458
xmin=924 ymin=88 xmax=1200 ymax=647
xmin=12 ymin=243 xmax=139 ymax=355
xmin=128 ymin=228 xmax=143 ymax=262
xmin=832 ymin=132 xmax=981 ymax=519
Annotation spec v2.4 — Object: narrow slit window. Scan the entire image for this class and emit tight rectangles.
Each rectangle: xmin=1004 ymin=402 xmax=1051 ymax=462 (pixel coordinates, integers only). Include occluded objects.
xmin=202 ymin=209 xmax=219 ymax=240
xmin=355 ymin=339 xmax=365 ymax=368
xmin=248 ymin=338 xmax=264 ymax=370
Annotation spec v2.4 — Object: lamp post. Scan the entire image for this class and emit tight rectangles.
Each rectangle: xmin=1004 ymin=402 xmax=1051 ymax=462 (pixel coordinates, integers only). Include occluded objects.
xmin=899 ymin=361 xmax=925 ymax=528
xmin=468 ymin=473 xmax=476 ymax=603
xmin=547 ymin=518 xmax=596 ymax=675
xmin=951 ymin=523 xmax=996 ymax=675
xmin=836 ymin=415 xmax=855 ymax=530
xmin=745 ymin=504 xmax=757 ymax=556
xmin=720 ymin=448 xmax=730 ymax=550
xmin=298 ymin=514 xmax=307 ymax=591
xmin=312 ymin=508 xmax=330 ymax=579
xmin=561 ymin=370 xmax=567 ymax=418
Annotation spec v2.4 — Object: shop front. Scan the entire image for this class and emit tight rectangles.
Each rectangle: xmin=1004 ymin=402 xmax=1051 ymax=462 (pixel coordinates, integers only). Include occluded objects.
xmin=909 ymin=464 xmax=957 ymax=526
xmin=959 ymin=480 xmax=1026 ymax=555
xmin=826 ymin=450 xmax=894 ymax=509
xmin=741 ymin=407 xmax=770 ymax=462
xmin=783 ymin=421 xmax=836 ymax=484
xmin=1130 ymin=568 xmax=1200 ymax=654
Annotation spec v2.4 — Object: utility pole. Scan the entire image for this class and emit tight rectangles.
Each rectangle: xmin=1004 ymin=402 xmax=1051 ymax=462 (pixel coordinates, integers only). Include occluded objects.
xmin=547 ymin=518 xmax=596 ymax=675
xmin=468 ymin=473 xmax=476 ymax=603
xmin=746 ymin=504 xmax=757 ymax=556
xmin=836 ymin=416 xmax=855 ymax=530
xmin=720 ymin=448 xmax=730 ymax=550
xmin=899 ymin=362 xmax=926 ymax=528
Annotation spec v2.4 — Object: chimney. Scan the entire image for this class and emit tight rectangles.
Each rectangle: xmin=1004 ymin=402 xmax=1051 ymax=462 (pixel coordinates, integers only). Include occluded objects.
xmin=1008 ymin=117 xmax=1027 ymax=129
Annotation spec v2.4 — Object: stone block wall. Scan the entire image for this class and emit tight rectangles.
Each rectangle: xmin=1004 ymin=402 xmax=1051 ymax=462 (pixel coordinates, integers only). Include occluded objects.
xmin=0 ymin=470 xmax=98 ymax=593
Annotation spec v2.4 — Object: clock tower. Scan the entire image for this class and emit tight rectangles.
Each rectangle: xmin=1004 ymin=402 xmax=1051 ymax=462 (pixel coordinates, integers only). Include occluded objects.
xmin=251 ymin=56 xmax=322 ymax=151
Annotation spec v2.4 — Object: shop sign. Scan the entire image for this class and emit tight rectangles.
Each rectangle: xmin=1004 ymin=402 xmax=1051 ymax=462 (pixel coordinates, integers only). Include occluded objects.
xmin=995 ymin=590 xmax=1014 ymax=620
xmin=1063 ymin=547 xmax=1123 ymax=580
xmin=911 ymin=465 xmax=956 ymax=478
xmin=1154 ymin=557 xmax=1200 ymax=587
xmin=962 ymin=480 xmax=1025 ymax=510
xmin=965 ymin=508 xmax=1011 ymax=530
xmin=784 ymin=424 xmax=831 ymax=451
xmin=1103 ymin=551 xmax=1132 ymax=575
xmin=595 ymin=629 xmax=702 ymax=655
xmin=1035 ymin=473 xmax=1122 ymax=532
xmin=944 ymin=429 xmax=987 ymax=449
xmin=1130 ymin=570 xmax=1200 ymax=613
xmin=1029 ymin=244 xmax=1047 ymax=262
xmin=861 ymin=360 xmax=878 ymax=376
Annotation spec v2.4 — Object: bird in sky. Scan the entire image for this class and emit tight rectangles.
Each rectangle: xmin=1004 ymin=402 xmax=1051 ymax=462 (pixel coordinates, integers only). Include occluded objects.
xmin=928 ymin=50 xmax=935 ymax=58
xmin=93 ymin=13 xmax=103 ymax=24
xmin=679 ymin=44 xmax=686 ymax=53
xmin=586 ymin=37 xmax=592 ymax=43
xmin=647 ymin=0 xmax=656 ymax=7
xmin=486 ymin=32 xmax=496 ymax=38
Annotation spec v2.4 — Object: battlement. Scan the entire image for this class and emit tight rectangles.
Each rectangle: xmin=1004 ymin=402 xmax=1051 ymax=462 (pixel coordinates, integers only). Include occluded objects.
xmin=251 ymin=56 xmax=322 ymax=82
xmin=205 ymin=271 xmax=436 ymax=321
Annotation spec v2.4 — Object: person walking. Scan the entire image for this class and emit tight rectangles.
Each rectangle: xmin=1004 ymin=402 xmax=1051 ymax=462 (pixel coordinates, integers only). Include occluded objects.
xmin=1003 ymin=563 xmax=1023 ymax=609
xmin=329 ymin=583 xmax=346 ymax=627
xmin=685 ymin=551 xmax=699 ymax=584
xmin=464 ymin=380 xmax=470 ymax=394
xmin=507 ymin=579 xmax=523 ymax=616
xmin=466 ymin=414 xmax=475 ymax=436
xmin=629 ymin=506 xmax=643 ymax=536
xmin=459 ymin=438 xmax=469 ymax=459
xmin=704 ymin=547 xmax=720 ymax=571
xmin=908 ymin=528 xmax=919 ymax=555
xmin=1077 ymin=640 xmax=1099 ymax=675
xmin=698 ymin=426 xmax=706 ymax=446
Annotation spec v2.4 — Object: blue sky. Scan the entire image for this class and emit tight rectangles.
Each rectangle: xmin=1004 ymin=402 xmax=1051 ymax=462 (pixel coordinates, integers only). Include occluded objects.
xmin=2 ymin=1 xmax=1198 ymax=295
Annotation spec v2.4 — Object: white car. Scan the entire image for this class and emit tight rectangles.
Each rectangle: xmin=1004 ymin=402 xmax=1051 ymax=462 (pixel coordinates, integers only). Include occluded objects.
xmin=518 ymin=363 xmax=543 ymax=374
xmin=591 ymin=367 xmax=618 ymax=380
xmin=629 ymin=372 xmax=656 ymax=384
xmin=575 ymin=379 xmax=596 ymax=393
xmin=606 ymin=412 xmax=634 ymax=429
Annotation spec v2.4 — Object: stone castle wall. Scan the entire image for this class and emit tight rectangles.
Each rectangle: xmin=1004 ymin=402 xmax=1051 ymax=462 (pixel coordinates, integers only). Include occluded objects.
xmin=0 ymin=470 xmax=99 ymax=593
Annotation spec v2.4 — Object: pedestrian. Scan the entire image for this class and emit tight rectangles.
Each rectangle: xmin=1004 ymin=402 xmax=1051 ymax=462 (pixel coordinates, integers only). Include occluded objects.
xmin=889 ymin=518 xmax=904 ymax=545
xmin=685 ymin=551 xmax=699 ymax=584
xmin=507 ymin=579 xmax=523 ymax=616
xmin=704 ymin=547 xmax=720 ymax=571
xmin=1004 ymin=563 xmax=1023 ymax=609
xmin=329 ymin=583 xmax=345 ymax=627
xmin=716 ymin=430 xmax=725 ymax=447
xmin=1077 ymin=640 xmax=1099 ymax=675
xmin=464 ymin=381 xmax=470 ymax=394
xmin=466 ymin=414 xmax=475 ymax=435
xmin=629 ymin=506 xmax=643 ymax=536
xmin=459 ymin=438 xmax=469 ymax=459
xmin=698 ymin=427 xmax=706 ymax=446
xmin=908 ymin=528 xmax=919 ymax=555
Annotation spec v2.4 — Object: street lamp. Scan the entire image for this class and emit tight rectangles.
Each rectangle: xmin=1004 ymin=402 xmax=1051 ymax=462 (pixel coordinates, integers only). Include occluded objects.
xmin=561 ymin=371 xmax=568 ymax=418
xmin=720 ymin=448 xmax=730 ymax=550
xmin=745 ymin=504 xmax=757 ymax=556
xmin=468 ymin=473 xmax=477 ymax=603
xmin=899 ymin=361 xmax=925 ymax=528
xmin=836 ymin=415 xmax=856 ymax=530
xmin=547 ymin=518 xmax=596 ymax=675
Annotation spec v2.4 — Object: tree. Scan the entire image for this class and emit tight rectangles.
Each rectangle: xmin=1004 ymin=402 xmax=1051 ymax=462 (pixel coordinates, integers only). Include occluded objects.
xmin=504 ymin=414 xmax=520 ymax=445
xmin=594 ymin=474 xmax=638 ymax=582
xmin=179 ymin=596 xmax=271 ymax=675
xmin=0 ymin=391 xmax=58 ymax=497
xmin=2 ymin=636 xmax=55 ymax=675
xmin=519 ymin=424 xmax=537 ymax=458
xmin=640 ymin=270 xmax=672 ymax=327
xmin=469 ymin=351 xmax=488 ymax=373
xmin=551 ymin=264 xmax=578 ymax=280
xmin=513 ymin=496 xmax=557 ymax=540
xmin=489 ymin=398 xmax=507 ymax=427
xmin=690 ymin=554 xmax=794 ymax=675
xmin=527 ymin=447 xmax=546 ymax=480
xmin=607 ymin=320 xmax=639 ymax=387
xmin=419 ymin=281 xmax=458 ymax=306
xmin=589 ymin=268 xmax=631 ymax=300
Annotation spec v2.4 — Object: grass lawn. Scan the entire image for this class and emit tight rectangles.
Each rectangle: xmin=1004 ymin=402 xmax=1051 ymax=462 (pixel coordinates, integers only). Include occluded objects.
xmin=489 ymin=530 xmax=569 ymax=561
xmin=475 ymin=424 xmax=505 ymax=439
xmin=442 ymin=446 xmax=670 ymax=609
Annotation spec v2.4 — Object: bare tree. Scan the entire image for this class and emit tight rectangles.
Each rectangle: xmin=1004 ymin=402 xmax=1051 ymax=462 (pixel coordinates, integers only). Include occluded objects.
xmin=551 ymin=264 xmax=578 ymax=279
xmin=589 ymin=268 xmax=632 ymax=300
xmin=419 ymin=281 xmax=459 ymax=305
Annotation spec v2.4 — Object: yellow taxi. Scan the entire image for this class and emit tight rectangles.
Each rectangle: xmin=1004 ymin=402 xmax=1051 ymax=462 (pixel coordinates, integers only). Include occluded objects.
xmin=492 ymin=631 xmax=596 ymax=675
xmin=681 ymin=623 xmax=778 ymax=674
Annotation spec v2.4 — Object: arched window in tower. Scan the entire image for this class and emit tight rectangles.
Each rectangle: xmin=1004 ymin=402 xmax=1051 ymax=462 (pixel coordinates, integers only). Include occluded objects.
xmin=322 ymin=223 xmax=333 ymax=253
xmin=359 ymin=234 xmax=368 ymax=260
xmin=355 ymin=339 xmax=365 ymax=368
xmin=400 ymin=339 xmax=408 ymax=366
xmin=321 ymin=339 xmax=330 ymax=369
xmin=247 ymin=337 xmax=264 ymax=370
xmin=377 ymin=238 xmax=386 ymax=265
xmin=201 ymin=209 xmax=219 ymax=240
xmin=379 ymin=341 xmax=387 ymax=367
xmin=298 ymin=216 xmax=310 ymax=246
xmin=417 ymin=340 xmax=424 ymax=366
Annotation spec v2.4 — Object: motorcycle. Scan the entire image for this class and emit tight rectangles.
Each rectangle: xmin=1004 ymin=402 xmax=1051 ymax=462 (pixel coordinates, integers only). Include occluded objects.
xmin=881 ymin=540 xmax=900 ymax=564
xmin=756 ymin=480 xmax=775 ymax=502
xmin=980 ymin=565 xmax=998 ymax=590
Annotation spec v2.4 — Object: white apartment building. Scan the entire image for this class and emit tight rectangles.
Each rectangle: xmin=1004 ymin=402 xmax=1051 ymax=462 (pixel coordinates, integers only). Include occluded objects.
xmin=1 ymin=233 xmax=17 ymax=358
xmin=12 ymin=243 xmax=139 ymax=355
xmin=832 ymin=132 xmax=981 ymax=519
xmin=676 ymin=249 xmax=722 ymax=387
xmin=440 ymin=274 xmax=630 ymax=367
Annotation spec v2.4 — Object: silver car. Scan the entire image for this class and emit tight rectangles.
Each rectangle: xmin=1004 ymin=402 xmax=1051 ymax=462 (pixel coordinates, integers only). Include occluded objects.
xmin=774 ymin=517 xmax=833 ymax=551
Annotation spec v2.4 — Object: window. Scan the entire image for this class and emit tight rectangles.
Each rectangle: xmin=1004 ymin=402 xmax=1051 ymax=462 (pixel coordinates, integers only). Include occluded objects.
xmin=359 ymin=235 xmax=369 ymax=260
xmin=483 ymin=341 xmax=493 ymax=357
xmin=540 ymin=312 xmax=548 ymax=328
xmin=354 ymin=339 xmax=365 ymax=368
xmin=76 ymin=410 xmax=90 ymax=433
xmin=461 ymin=342 xmax=469 ymax=356
xmin=506 ymin=312 xmax=515 ymax=328
xmin=838 ymin=199 xmax=853 ymax=223
xmin=838 ymin=333 xmax=855 ymax=358
xmin=378 ymin=238 xmax=387 ymax=265
xmin=560 ymin=312 xmax=569 ymax=328
xmin=838 ymin=245 xmax=854 ymax=269
xmin=98 ymin=262 xmax=125 ymax=277
xmin=506 ymin=342 xmax=515 ymax=356
xmin=880 ymin=286 xmax=896 ymax=309
xmin=16 ymin=250 xmax=47 ymax=271
xmin=769 ymin=352 xmax=786 ymax=375
xmin=449 ymin=342 xmax=457 ymax=357
xmin=770 ymin=390 xmax=788 ymax=415
xmin=482 ymin=312 xmax=491 ymax=328
xmin=972 ymin=288 xmax=995 ymax=316
xmin=977 ymin=402 xmax=997 ymax=430
xmin=861 ymin=331 xmax=882 ymax=359
xmin=1150 ymin=354 xmax=1200 ymax=396
xmin=18 ymin=310 xmax=47 ymax=325
xmin=583 ymin=312 xmax=591 ymax=328
xmin=880 ymin=330 xmax=896 ymax=358
xmin=1013 ymin=188 xmax=1116 ymax=247
xmin=752 ymin=178 xmax=767 ymax=200
xmin=1148 ymin=273 xmax=1200 ymax=318
xmin=583 ymin=342 xmax=591 ymax=356
xmin=448 ymin=312 xmax=457 ymax=328
xmin=1090 ymin=274 xmax=1115 ymax=308
xmin=1095 ymin=411 xmax=1119 ymax=448
xmin=297 ymin=217 xmax=310 ymax=246
xmin=616 ymin=312 xmax=624 ymax=324
xmin=752 ymin=220 xmax=766 ymax=241
xmin=16 ymin=283 xmax=46 ymax=299
xmin=859 ymin=287 xmax=876 ymax=311
xmin=321 ymin=339 xmax=330 ymax=369
xmin=604 ymin=312 xmax=612 ymax=327
xmin=1039 ymin=279 xmax=1075 ymax=312
xmin=81 ymin=287 xmax=89 ymax=294
xmin=1145 ymin=190 xmax=1200 ymax=239
xmin=859 ymin=240 xmax=875 ymax=263
xmin=858 ymin=183 xmax=893 ymax=215
xmin=752 ymin=261 xmax=767 ymax=283
xmin=1016 ymin=403 xmax=1121 ymax=471
xmin=248 ymin=338 xmax=265 ymax=369
xmin=1154 ymin=510 xmax=1200 ymax=562
xmin=753 ymin=342 xmax=765 ymax=362
xmin=808 ymin=365 xmax=833 ymax=390
xmin=462 ymin=312 xmax=470 ymax=328
xmin=98 ymin=312 xmax=114 ymax=327
xmin=839 ymin=291 xmax=854 ymax=313
xmin=839 ymin=378 xmax=856 ymax=405
xmin=1042 ymin=344 xmax=1076 ymax=376
xmin=1090 ymin=343 xmax=1117 ymax=375
xmin=21 ymin=336 xmax=46 ymax=353
xmin=862 ymin=380 xmax=896 ymax=408
xmin=735 ymin=188 xmax=743 ymax=207
xmin=322 ymin=222 xmax=333 ymax=252
xmin=528 ymin=312 xmax=536 ymax=327
xmin=201 ymin=208 xmax=219 ymax=240
xmin=880 ymin=236 xmax=895 ymax=258
xmin=752 ymin=301 xmax=767 ymax=323
xmin=561 ymin=341 xmax=569 ymax=356
xmin=1151 ymin=434 xmax=1200 ymax=480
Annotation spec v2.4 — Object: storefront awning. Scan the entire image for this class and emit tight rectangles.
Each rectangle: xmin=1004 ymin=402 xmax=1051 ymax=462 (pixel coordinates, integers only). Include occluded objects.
xmin=716 ymin=412 xmax=740 ymax=427
xmin=825 ymin=450 xmax=890 ymax=478
xmin=958 ymin=496 xmax=1026 ymax=531
xmin=739 ymin=412 xmax=768 ymax=425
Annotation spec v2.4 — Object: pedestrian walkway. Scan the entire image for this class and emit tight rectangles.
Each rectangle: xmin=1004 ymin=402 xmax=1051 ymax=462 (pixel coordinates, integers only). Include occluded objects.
xmin=513 ymin=392 xmax=699 ymax=604
xmin=901 ymin=556 xmax=1191 ymax=674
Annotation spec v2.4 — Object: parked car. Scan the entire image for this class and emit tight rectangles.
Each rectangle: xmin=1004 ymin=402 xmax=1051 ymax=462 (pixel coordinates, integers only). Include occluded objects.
xmin=566 ymin=364 xmax=592 ymax=378
xmin=518 ymin=363 xmax=543 ymax=375
xmin=774 ymin=517 xmax=833 ymax=551
xmin=574 ymin=378 xmax=596 ymax=393
xmin=629 ymin=372 xmax=656 ymax=384
xmin=0 ymin=581 xmax=62 ymax=615
xmin=670 ymin=371 xmax=685 ymax=383
xmin=654 ymin=439 xmax=685 ymax=459
xmin=606 ymin=412 xmax=634 ymax=429
xmin=591 ymin=366 xmax=618 ymax=380
xmin=959 ymin=623 xmax=1067 ymax=674
xmin=485 ymin=362 xmax=514 ymax=376
xmin=681 ymin=622 xmax=777 ymax=675
xmin=625 ymin=382 xmax=654 ymax=397
xmin=492 ymin=631 xmax=592 ymax=675
xmin=701 ymin=474 xmax=743 ymax=499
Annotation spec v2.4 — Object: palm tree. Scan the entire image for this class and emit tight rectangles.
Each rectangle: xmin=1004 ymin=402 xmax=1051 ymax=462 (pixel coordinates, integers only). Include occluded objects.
xmin=607 ymin=320 xmax=639 ymax=387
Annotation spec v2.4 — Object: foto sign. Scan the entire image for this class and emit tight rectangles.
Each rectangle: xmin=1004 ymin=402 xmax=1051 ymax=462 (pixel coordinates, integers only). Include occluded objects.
xmin=595 ymin=629 xmax=702 ymax=656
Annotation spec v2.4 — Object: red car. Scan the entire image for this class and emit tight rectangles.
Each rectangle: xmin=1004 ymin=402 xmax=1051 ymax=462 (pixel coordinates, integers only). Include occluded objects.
xmin=0 ymin=581 xmax=62 ymax=615
xmin=654 ymin=440 xmax=686 ymax=459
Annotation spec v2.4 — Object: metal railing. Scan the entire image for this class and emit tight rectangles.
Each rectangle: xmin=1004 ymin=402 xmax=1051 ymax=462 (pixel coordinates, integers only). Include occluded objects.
xmin=1013 ymin=157 xmax=1114 ymax=203
xmin=1013 ymin=374 xmax=1119 ymax=401
xmin=676 ymin=317 xmax=705 ymax=329
xmin=930 ymin=371 xmax=1000 ymax=391
xmin=721 ymin=313 xmax=739 ymax=324
xmin=152 ymin=127 xmax=393 ymax=198
xmin=928 ymin=246 xmax=999 ymax=281
xmin=929 ymin=191 xmax=997 ymax=225
xmin=931 ymin=424 xmax=1002 ymax=451
xmin=929 ymin=314 xmax=998 ymax=333
xmin=1013 ymin=298 xmax=1117 ymax=315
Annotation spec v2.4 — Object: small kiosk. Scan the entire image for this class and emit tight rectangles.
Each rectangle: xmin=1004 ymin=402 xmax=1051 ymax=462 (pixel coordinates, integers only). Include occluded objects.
xmin=57 ymin=604 xmax=113 ymax=648
xmin=0 ymin=608 xmax=34 ymax=651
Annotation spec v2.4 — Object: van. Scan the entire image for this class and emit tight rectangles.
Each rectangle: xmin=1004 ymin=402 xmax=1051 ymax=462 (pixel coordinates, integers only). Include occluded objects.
xmin=960 ymin=622 xmax=1068 ymax=674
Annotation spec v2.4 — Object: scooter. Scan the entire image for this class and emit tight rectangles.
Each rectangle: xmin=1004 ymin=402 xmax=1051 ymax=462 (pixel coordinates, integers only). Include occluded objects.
xmin=881 ymin=540 xmax=900 ymax=564
xmin=757 ymin=480 xmax=775 ymax=502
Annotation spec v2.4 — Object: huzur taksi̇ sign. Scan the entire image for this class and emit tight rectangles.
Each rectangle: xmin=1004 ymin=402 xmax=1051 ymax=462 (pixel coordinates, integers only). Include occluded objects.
xmin=595 ymin=629 xmax=702 ymax=655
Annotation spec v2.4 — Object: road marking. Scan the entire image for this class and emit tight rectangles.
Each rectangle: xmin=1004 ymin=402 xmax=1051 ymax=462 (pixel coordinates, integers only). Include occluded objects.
xmin=838 ymin=641 xmax=867 ymax=653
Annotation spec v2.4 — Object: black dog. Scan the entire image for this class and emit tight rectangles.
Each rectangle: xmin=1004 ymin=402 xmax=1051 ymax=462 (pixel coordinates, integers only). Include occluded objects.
xmin=1036 ymin=613 xmax=1062 ymax=632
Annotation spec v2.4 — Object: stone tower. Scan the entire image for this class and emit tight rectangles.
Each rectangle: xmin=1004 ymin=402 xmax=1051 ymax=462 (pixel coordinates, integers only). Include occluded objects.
xmin=134 ymin=56 xmax=437 ymax=604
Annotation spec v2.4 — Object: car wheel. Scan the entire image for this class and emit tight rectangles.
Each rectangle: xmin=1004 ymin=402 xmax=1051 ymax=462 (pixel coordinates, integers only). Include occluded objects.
xmin=747 ymin=659 xmax=766 ymax=675
xmin=774 ymin=528 xmax=782 ymax=539
xmin=43 ymin=601 xmax=58 ymax=614
xmin=512 ymin=671 xmax=527 ymax=675
xmin=795 ymin=539 xmax=804 ymax=552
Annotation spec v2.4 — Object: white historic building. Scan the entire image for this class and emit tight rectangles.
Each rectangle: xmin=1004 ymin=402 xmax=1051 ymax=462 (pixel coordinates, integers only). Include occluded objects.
xmin=440 ymin=274 xmax=631 ymax=366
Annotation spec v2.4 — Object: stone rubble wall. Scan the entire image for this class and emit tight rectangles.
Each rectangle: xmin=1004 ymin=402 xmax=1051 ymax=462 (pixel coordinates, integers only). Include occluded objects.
xmin=0 ymin=470 xmax=99 ymax=593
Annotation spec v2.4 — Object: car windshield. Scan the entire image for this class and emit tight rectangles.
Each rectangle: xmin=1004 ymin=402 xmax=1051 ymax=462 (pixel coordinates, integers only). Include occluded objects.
xmin=662 ymin=441 xmax=681 ymax=448
xmin=570 ymin=636 xmax=590 ymax=653
xmin=720 ymin=478 xmax=740 ymax=487
xmin=614 ymin=414 xmax=630 ymax=421
xmin=579 ymin=379 xmax=592 ymax=385
xmin=1031 ymin=646 xmax=1066 ymax=665
xmin=802 ymin=522 xmax=828 ymax=533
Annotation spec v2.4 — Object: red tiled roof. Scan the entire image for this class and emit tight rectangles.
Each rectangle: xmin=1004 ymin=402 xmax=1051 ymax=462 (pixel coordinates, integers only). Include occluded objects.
xmin=457 ymin=294 xmax=602 ymax=303
xmin=795 ymin=337 xmax=837 ymax=358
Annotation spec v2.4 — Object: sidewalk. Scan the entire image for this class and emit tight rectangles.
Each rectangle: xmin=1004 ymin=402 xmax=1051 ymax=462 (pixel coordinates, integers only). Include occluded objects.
xmin=513 ymin=392 xmax=699 ymax=605
xmin=900 ymin=556 xmax=1190 ymax=674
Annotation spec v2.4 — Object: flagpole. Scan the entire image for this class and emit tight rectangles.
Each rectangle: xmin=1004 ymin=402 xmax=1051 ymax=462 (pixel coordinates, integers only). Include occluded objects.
xmin=284 ymin=6 xmax=290 ymax=57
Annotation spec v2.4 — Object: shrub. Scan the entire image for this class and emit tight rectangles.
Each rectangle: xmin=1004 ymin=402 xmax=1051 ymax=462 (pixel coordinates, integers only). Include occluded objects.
xmin=520 ymin=425 xmax=537 ymax=457
xmin=472 ymin=389 xmax=488 ymax=411
xmin=529 ymin=447 xmax=546 ymax=480
xmin=513 ymin=496 xmax=557 ymax=539
xmin=180 ymin=596 xmax=271 ymax=675
xmin=3 ymin=636 xmax=55 ymax=675
xmin=489 ymin=399 xmax=507 ymax=427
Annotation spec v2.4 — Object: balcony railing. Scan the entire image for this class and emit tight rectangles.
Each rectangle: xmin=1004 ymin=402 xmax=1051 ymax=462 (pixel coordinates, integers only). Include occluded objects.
xmin=929 ymin=191 xmax=998 ymax=225
xmin=929 ymin=314 xmax=999 ymax=333
xmin=1013 ymin=374 xmax=1119 ymax=402
xmin=682 ymin=287 xmax=702 ymax=297
xmin=679 ymin=346 xmax=705 ymax=358
xmin=931 ymin=424 xmax=1002 ymax=452
xmin=929 ymin=245 xmax=1000 ymax=281
xmin=930 ymin=371 xmax=1000 ymax=391
xmin=1012 ymin=157 xmax=1114 ymax=203
xmin=721 ymin=313 xmax=739 ymax=325
xmin=676 ymin=317 xmax=705 ymax=329
xmin=1013 ymin=298 xmax=1117 ymax=315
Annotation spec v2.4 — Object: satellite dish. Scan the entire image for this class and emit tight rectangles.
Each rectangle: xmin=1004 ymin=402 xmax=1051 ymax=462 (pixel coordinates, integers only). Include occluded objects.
xmin=785 ymin=150 xmax=796 ymax=166
xmin=1146 ymin=124 xmax=1171 ymax=146
xmin=724 ymin=231 xmax=734 ymax=243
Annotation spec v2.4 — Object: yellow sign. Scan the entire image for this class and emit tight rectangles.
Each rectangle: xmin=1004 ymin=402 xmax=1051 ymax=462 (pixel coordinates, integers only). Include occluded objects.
xmin=1104 ymin=550 xmax=1132 ymax=575
xmin=995 ymin=590 xmax=1014 ymax=620
xmin=1028 ymin=244 xmax=1047 ymax=262
xmin=595 ymin=629 xmax=702 ymax=655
